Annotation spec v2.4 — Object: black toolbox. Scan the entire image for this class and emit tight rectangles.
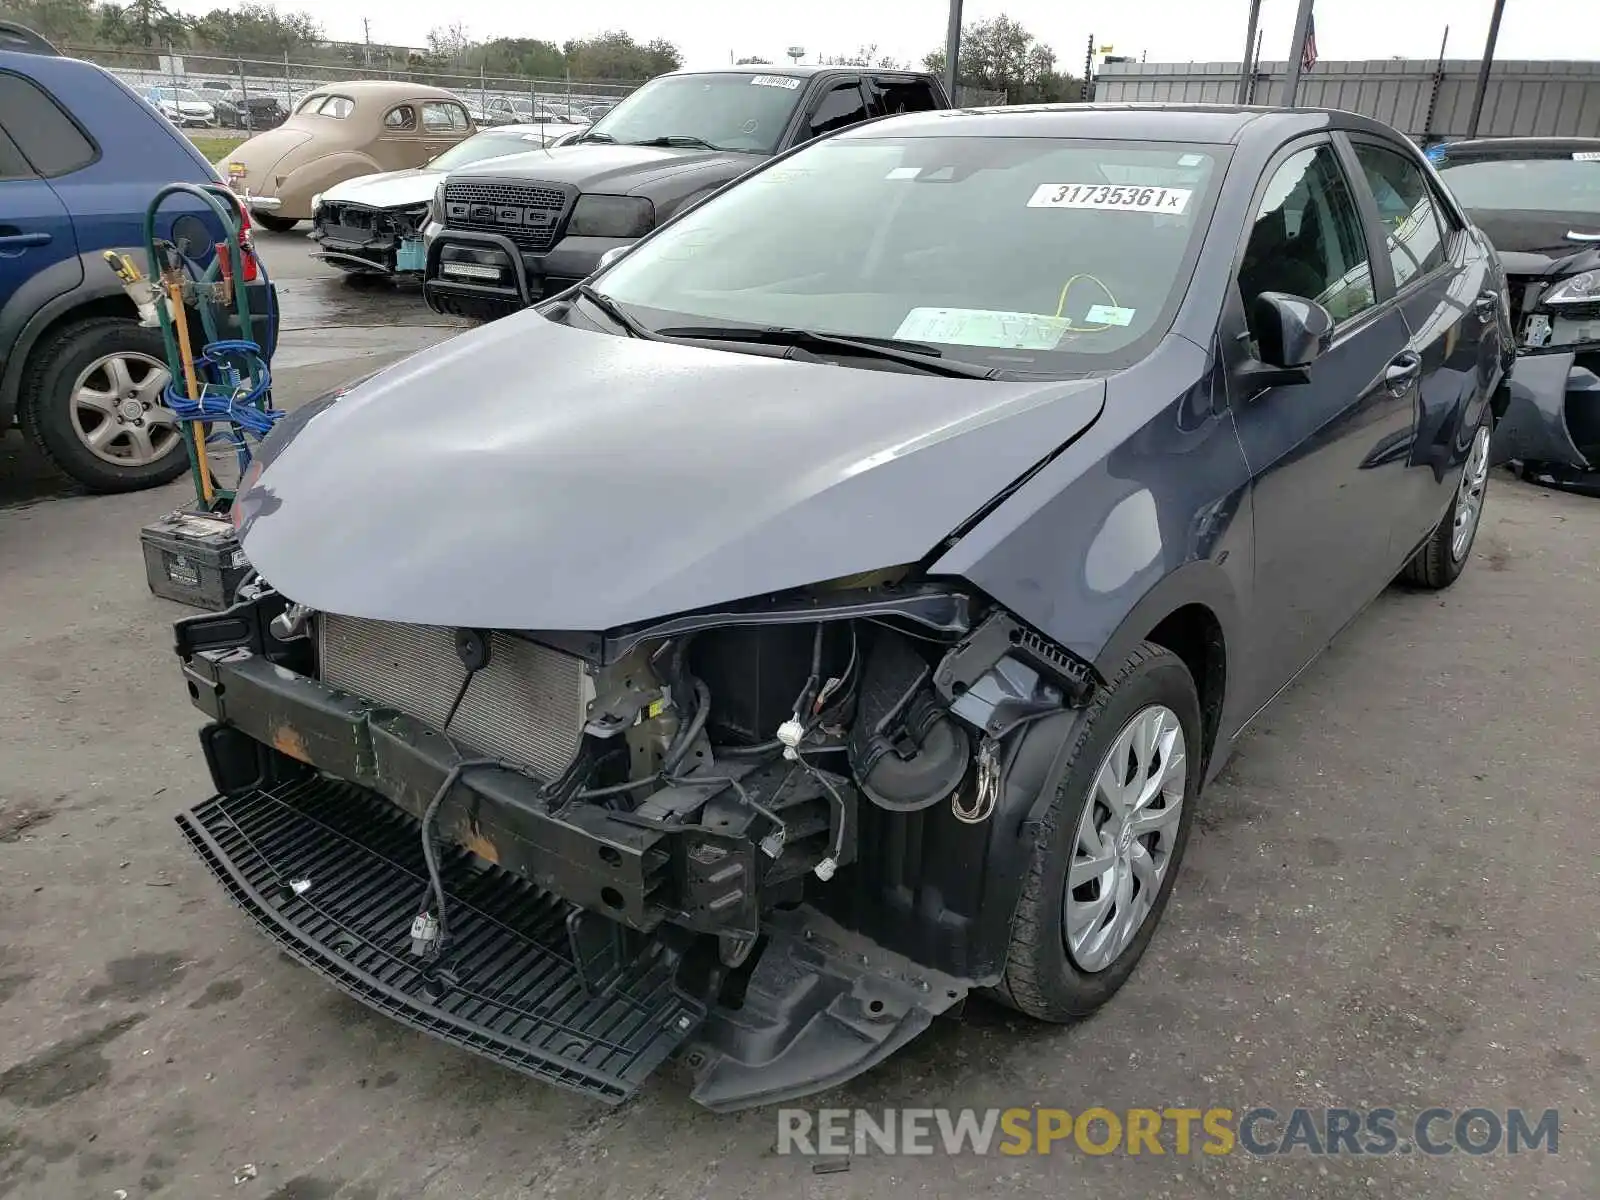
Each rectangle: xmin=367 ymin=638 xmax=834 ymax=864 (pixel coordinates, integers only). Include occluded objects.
xmin=140 ymin=508 xmax=250 ymax=611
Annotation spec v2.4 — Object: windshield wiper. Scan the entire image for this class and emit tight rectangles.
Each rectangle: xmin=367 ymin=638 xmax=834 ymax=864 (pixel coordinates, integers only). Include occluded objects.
xmin=574 ymin=284 xmax=655 ymax=339
xmin=625 ymin=135 xmax=726 ymax=151
xmin=572 ymin=130 xmax=616 ymax=144
xmin=654 ymin=325 xmax=1000 ymax=379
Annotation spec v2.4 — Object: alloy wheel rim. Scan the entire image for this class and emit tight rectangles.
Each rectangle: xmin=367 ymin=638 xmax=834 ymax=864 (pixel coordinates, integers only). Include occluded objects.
xmin=69 ymin=352 xmax=178 ymax=467
xmin=1063 ymin=704 xmax=1187 ymax=973
xmin=1451 ymin=424 xmax=1492 ymax=562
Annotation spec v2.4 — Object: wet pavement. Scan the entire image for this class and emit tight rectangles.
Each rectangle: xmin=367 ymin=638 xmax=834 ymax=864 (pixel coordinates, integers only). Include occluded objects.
xmin=0 ymin=229 xmax=466 ymax=510
xmin=0 ymin=234 xmax=1596 ymax=1199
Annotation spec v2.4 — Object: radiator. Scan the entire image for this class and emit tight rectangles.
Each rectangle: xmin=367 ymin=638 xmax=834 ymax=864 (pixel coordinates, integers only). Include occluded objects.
xmin=316 ymin=614 xmax=592 ymax=780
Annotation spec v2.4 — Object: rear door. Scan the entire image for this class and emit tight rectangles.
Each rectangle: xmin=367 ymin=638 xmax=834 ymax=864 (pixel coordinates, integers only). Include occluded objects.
xmin=0 ymin=73 xmax=83 ymax=328
xmin=375 ymin=102 xmax=425 ymax=170
xmin=1344 ymin=134 xmax=1498 ymax=558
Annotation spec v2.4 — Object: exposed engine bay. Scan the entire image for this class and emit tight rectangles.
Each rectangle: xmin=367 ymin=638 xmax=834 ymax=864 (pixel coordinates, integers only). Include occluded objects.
xmin=310 ymin=200 xmax=429 ymax=274
xmin=175 ymin=577 xmax=1097 ymax=1110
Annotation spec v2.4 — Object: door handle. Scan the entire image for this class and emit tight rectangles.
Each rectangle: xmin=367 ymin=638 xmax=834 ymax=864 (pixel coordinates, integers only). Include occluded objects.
xmin=0 ymin=231 xmax=51 ymax=249
xmin=1384 ymin=351 xmax=1422 ymax=395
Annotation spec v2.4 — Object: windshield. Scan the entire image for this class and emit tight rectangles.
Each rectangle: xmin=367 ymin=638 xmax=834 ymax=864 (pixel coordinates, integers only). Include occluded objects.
xmin=594 ymin=135 xmax=1224 ymax=375
xmin=158 ymin=88 xmax=204 ymax=103
xmin=431 ymin=130 xmax=551 ymax=169
xmin=1437 ymin=154 xmax=1600 ymax=217
xmin=585 ymin=72 xmax=806 ymax=152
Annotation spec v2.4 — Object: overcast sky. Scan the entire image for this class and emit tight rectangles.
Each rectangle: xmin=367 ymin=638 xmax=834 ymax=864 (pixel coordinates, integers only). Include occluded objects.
xmin=159 ymin=0 xmax=1600 ymax=68
xmin=164 ymin=0 xmax=1598 ymax=69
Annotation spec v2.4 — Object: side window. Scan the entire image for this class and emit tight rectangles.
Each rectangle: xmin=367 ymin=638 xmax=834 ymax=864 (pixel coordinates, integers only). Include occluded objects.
xmin=296 ymin=93 xmax=326 ymax=114
xmin=321 ymin=96 xmax=355 ymax=119
xmin=422 ymin=102 xmax=470 ymax=132
xmin=867 ymin=78 xmax=941 ymax=118
xmin=1353 ymin=142 xmax=1447 ymax=288
xmin=0 ymin=125 xmax=34 ymax=180
xmin=384 ymin=105 xmax=416 ymax=131
xmin=1240 ymin=144 xmax=1375 ymax=329
xmin=806 ymin=81 xmax=869 ymax=140
xmin=0 ymin=72 xmax=98 ymax=177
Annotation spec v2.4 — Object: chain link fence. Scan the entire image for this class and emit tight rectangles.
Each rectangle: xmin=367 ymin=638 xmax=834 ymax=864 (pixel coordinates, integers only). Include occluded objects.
xmin=64 ymin=44 xmax=643 ymax=123
xmin=954 ymin=86 xmax=1008 ymax=107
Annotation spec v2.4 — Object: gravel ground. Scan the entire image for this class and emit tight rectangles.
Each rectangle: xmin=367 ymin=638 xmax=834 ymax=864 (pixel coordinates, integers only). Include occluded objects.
xmin=0 ymin=233 xmax=1594 ymax=1200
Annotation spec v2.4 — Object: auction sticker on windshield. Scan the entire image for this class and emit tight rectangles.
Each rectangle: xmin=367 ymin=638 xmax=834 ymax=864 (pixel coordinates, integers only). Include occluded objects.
xmin=1028 ymin=183 xmax=1192 ymax=213
xmin=750 ymin=75 xmax=802 ymax=89
xmin=895 ymin=307 xmax=1074 ymax=350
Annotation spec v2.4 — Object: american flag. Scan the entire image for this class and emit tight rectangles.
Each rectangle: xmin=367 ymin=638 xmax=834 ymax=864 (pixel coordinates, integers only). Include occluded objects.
xmin=1301 ymin=8 xmax=1319 ymax=72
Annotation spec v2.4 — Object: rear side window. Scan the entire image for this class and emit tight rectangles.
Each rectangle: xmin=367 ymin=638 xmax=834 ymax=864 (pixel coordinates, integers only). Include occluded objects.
xmin=1354 ymin=143 xmax=1447 ymax=288
xmin=867 ymin=78 xmax=941 ymax=117
xmin=0 ymin=72 xmax=98 ymax=177
xmin=317 ymin=95 xmax=355 ymax=119
xmin=0 ymin=126 xmax=32 ymax=179
xmin=422 ymin=102 xmax=470 ymax=132
xmin=384 ymin=105 xmax=416 ymax=131
xmin=807 ymin=81 xmax=869 ymax=140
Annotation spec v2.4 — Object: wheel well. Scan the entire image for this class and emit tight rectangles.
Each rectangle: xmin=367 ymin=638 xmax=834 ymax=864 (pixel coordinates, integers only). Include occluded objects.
xmin=1145 ymin=603 xmax=1226 ymax=767
xmin=8 ymin=294 xmax=140 ymax=425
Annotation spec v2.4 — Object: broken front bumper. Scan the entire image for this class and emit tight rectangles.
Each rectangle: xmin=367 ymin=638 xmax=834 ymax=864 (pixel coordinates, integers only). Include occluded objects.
xmin=1492 ymin=345 xmax=1600 ymax=475
xmin=177 ymin=645 xmax=967 ymax=1109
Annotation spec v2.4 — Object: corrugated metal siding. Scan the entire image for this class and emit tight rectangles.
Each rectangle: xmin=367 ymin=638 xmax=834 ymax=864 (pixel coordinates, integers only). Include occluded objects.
xmin=1097 ymin=59 xmax=1600 ymax=141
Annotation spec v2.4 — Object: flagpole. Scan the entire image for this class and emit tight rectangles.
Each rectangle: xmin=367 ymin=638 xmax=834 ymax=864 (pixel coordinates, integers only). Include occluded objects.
xmin=1282 ymin=0 xmax=1316 ymax=107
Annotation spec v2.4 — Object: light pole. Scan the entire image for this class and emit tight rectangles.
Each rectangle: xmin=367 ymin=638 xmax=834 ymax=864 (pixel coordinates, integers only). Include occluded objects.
xmin=1238 ymin=0 xmax=1262 ymax=104
xmin=1466 ymin=0 xmax=1508 ymax=137
xmin=943 ymin=0 xmax=963 ymax=103
xmin=1281 ymin=0 xmax=1316 ymax=107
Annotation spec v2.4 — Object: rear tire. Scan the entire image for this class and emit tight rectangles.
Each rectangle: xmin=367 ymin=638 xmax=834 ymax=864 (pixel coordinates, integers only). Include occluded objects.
xmin=21 ymin=317 xmax=187 ymax=494
xmin=253 ymin=212 xmax=299 ymax=233
xmin=996 ymin=642 xmax=1202 ymax=1022
xmin=1400 ymin=418 xmax=1492 ymax=590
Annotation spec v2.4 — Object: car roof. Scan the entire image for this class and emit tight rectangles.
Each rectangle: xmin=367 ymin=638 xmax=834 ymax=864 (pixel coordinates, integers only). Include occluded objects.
xmin=839 ymin=102 xmax=1411 ymax=146
xmin=665 ymin=63 xmax=915 ymax=80
xmin=300 ymin=79 xmax=462 ymax=102
xmin=1431 ymin=135 xmax=1600 ymax=158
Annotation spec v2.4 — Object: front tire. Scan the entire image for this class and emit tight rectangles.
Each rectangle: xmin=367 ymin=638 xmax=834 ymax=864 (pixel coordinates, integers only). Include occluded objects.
xmin=997 ymin=642 xmax=1202 ymax=1022
xmin=252 ymin=212 xmax=299 ymax=233
xmin=1400 ymin=419 xmax=1491 ymax=590
xmin=21 ymin=317 xmax=187 ymax=493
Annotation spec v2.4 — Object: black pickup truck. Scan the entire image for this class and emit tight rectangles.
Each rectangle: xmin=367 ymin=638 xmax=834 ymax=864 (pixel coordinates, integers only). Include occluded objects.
xmin=422 ymin=65 xmax=951 ymax=320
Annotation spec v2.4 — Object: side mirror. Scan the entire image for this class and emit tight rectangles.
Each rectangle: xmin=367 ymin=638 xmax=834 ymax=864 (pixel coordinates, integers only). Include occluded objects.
xmin=596 ymin=246 xmax=629 ymax=272
xmin=1239 ymin=291 xmax=1335 ymax=389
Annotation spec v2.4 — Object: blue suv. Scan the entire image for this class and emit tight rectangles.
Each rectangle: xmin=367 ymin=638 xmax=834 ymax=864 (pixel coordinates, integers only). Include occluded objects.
xmin=0 ymin=23 xmax=276 ymax=492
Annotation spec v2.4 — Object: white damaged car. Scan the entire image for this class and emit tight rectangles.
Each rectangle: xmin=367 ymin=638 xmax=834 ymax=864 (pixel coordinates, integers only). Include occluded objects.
xmin=308 ymin=123 xmax=589 ymax=277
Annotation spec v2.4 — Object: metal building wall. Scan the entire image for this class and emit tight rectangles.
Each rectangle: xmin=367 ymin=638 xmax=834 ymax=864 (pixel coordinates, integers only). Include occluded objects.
xmin=1096 ymin=59 xmax=1600 ymax=141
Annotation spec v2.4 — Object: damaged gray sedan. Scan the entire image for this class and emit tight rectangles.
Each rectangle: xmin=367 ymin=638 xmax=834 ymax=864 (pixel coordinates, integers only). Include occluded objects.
xmin=1432 ymin=137 xmax=1600 ymax=493
xmin=173 ymin=104 xmax=1509 ymax=1111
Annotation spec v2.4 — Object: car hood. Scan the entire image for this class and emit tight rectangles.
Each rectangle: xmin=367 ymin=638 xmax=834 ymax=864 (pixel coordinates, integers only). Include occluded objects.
xmin=237 ymin=316 xmax=1107 ymax=630
xmin=447 ymin=143 xmax=757 ymax=195
xmin=1470 ymin=207 xmax=1600 ymax=271
xmin=322 ymin=167 xmax=438 ymax=209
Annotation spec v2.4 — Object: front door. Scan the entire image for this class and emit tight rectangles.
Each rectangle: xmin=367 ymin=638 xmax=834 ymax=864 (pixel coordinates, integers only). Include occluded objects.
xmin=420 ymin=100 xmax=474 ymax=164
xmin=1226 ymin=138 xmax=1419 ymax=713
